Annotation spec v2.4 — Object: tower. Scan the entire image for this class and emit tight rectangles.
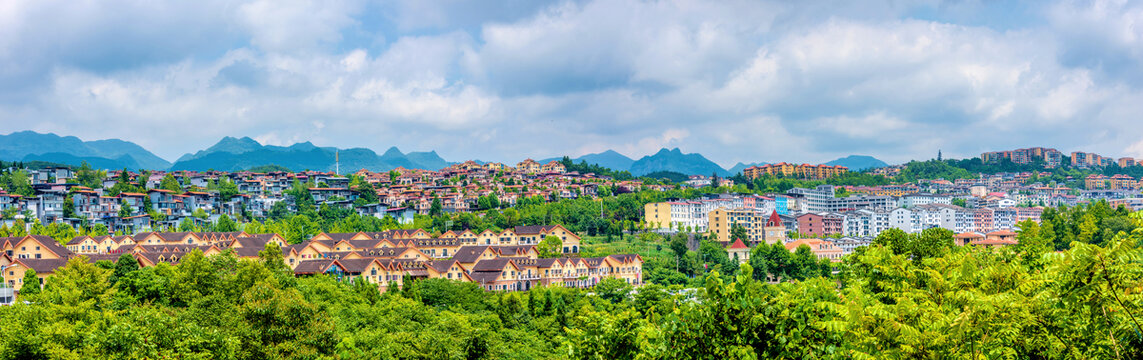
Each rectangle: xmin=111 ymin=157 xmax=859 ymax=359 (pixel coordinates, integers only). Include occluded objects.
xmin=938 ymin=149 xmax=942 ymax=161
xmin=763 ymin=211 xmax=787 ymax=245
xmin=335 ymin=150 xmax=340 ymax=174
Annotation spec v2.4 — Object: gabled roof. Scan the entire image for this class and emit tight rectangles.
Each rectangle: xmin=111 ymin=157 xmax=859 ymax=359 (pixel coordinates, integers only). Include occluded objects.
xmin=16 ymin=235 xmax=72 ymax=258
xmin=727 ymin=239 xmax=748 ymax=250
xmin=452 ymin=246 xmax=492 ymax=263
xmin=14 ymin=258 xmax=70 ymax=273
xmin=338 ymin=258 xmax=380 ymax=273
xmin=293 ymin=259 xmax=340 ymax=275
xmin=472 ymin=258 xmax=518 ymax=272
xmin=513 ymin=225 xmax=560 ymax=235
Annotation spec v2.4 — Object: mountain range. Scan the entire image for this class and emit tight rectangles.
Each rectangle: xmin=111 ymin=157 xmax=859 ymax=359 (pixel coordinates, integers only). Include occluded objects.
xmin=0 ymin=131 xmax=171 ymax=170
xmin=824 ymin=155 xmax=888 ymax=171
xmin=0 ymin=131 xmax=888 ymax=175
xmin=168 ymin=137 xmax=449 ymax=172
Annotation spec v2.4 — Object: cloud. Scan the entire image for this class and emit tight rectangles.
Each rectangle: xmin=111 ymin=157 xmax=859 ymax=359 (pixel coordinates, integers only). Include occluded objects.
xmin=0 ymin=0 xmax=1141 ymax=166
xmin=237 ymin=0 xmax=364 ymax=53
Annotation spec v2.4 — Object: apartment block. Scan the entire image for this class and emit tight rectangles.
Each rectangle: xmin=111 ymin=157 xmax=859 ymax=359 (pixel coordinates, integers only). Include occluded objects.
xmin=743 ymin=163 xmax=848 ymax=180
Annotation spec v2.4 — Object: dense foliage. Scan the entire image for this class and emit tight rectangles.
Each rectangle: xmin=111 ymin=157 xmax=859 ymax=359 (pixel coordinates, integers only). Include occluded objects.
xmin=558 ymin=157 xmax=634 ymax=180
xmin=5 ymin=213 xmax=1142 ymax=359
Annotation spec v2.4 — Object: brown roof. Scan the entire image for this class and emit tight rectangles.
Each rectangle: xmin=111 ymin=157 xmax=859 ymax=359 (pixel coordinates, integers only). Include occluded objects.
xmin=429 ymin=259 xmax=458 ymax=273
xmin=338 ymin=258 xmax=379 ymax=273
xmin=513 ymin=225 xmax=561 ymax=235
xmin=472 ymin=258 xmax=516 ymax=272
xmin=294 ymin=259 xmax=338 ymax=275
xmin=15 ymin=258 xmax=70 ymax=273
xmin=451 ymin=246 xmax=491 ymax=263
xmin=468 ymin=271 xmax=503 ymax=284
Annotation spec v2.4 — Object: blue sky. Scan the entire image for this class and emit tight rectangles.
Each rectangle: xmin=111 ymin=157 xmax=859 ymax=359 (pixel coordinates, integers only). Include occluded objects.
xmin=1 ymin=0 xmax=1142 ymax=167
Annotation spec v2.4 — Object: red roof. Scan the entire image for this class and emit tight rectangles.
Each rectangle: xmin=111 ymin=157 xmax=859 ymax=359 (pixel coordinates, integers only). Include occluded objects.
xmin=727 ymin=239 xmax=748 ymax=250
xmin=767 ymin=211 xmax=782 ymax=226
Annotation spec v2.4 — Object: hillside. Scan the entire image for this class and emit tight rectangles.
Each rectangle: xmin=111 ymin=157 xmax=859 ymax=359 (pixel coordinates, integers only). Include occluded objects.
xmin=628 ymin=148 xmax=729 ymax=176
xmin=169 ymin=138 xmax=448 ymax=173
xmin=825 ymin=155 xmax=888 ymax=171
xmin=727 ymin=162 xmax=769 ymax=175
xmin=0 ymin=131 xmax=171 ymax=170
xmin=540 ymin=150 xmax=636 ymax=172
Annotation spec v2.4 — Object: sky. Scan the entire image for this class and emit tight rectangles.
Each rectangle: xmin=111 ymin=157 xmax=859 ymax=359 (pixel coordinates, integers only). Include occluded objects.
xmin=1 ymin=0 xmax=1142 ymax=168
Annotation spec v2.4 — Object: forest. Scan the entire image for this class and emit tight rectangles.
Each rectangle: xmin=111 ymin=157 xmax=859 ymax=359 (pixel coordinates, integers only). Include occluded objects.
xmin=3 ymin=202 xmax=1141 ymax=359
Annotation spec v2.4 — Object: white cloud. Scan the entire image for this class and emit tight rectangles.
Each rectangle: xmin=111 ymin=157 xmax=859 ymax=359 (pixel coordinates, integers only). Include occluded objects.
xmin=237 ymin=0 xmax=363 ymax=53
xmin=1 ymin=0 xmax=1142 ymax=166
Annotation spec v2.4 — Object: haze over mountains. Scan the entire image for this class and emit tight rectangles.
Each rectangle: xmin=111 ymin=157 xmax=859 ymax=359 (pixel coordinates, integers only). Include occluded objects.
xmin=0 ymin=131 xmax=887 ymax=175
xmin=0 ymin=131 xmax=172 ymax=170
xmin=168 ymin=136 xmax=450 ymax=172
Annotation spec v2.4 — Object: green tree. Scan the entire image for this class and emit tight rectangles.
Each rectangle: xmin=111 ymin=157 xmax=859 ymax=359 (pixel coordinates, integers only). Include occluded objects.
xmin=39 ymin=256 xmax=116 ymax=309
xmin=429 ymin=197 xmax=443 ymax=217
xmin=19 ymin=268 xmax=40 ymax=296
xmin=109 ymin=253 xmax=139 ymax=285
xmin=730 ymin=224 xmax=748 ymax=243
xmin=873 ymin=227 xmax=912 ymax=255
xmin=75 ymin=161 xmax=104 ymax=189
xmin=215 ymin=214 xmax=238 ymax=232
xmin=118 ymin=199 xmax=133 ymax=218
xmin=593 ymin=277 xmax=634 ymax=304
xmin=160 ymin=173 xmax=182 ymax=192
xmin=537 ymin=235 xmax=563 ymax=258
xmin=912 ymin=227 xmax=954 ymax=261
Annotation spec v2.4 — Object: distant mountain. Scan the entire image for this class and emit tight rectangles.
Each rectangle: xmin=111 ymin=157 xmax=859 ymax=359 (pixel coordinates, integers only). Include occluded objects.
xmin=23 ymin=153 xmax=142 ymax=170
xmin=727 ymin=162 xmax=769 ymax=175
xmin=176 ymin=136 xmax=264 ymax=162
xmin=825 ymin=155 xmax=888 ymax=171
xmin=540 ymin=150 xmax=636 ymax=172
xmin=629 ymin=148 xmax=729 ymax=176
xmin=405 ymin=151 xmax=450 ymax=170
xmin=0 ymin=131 xmax=171 ymax=170
xmin=170 ymin=138 xmax=447 ymax=173
xmin=577 ymin=150 xmax=635 ymax=171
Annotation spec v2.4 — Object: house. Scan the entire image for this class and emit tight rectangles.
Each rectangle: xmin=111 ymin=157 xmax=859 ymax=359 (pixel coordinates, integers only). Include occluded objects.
xmin=5 ymin=235 xmax=72 ymax=260
xmin=953 ymin=232 xmax=984 ymax=246
xmin=726 ymin=239 xmax=750 ymax=264
xmin=608 ymin=254 xmax=643 ymax=285
xmin=469 ymin=258 xmax=522 ymax=291
xmin=542 ymin=161 xmax=567 ymax=174
xmin=784 ymin=238 xmax=845 ymax=262
xmin=3 ymin=258 xmax=69 ymax=291
xmin=515 ymin=159 xmax=542 ymax=174
xmin=971 ymin=230 xmax=1018 ymax=248
xmin=513 ymin=225 xmax=580 ymax=253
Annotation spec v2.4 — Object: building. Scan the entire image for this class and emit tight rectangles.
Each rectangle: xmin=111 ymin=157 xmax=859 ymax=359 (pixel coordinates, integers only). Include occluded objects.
xmin=743 ymin=163 xmax=848 ymax=180
xmin=726 ymin=239 xmax=750 ymax=264
xmin=709 ymin=209 xmax=786 ymax=245
xmin=797 ymin=212 xmax=843 ymax=237
xmin=784 ymin=238 xmax=844 ymax=262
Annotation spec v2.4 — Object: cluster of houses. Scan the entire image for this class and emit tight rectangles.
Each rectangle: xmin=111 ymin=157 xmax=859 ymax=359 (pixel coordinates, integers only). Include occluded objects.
xmin=645 ymin=168 xmax=1143 ymax=241
xmin=0 ymin=160 xmax=674 ymax=233
xmin=715 ymin=210 xmax=1023 ymax=265
xmin=2 ymin=224 xmax=644 ymax=294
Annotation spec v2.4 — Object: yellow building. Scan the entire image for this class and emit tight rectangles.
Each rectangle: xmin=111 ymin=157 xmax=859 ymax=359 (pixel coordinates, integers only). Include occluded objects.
xmin=743 ymin=163 xmax=848 ymax=179
xmin=643 ymin=202 xmax=674 ymax=230
xmin=516 ymin=159 xmax=542 ymax=174
xmin=709 ymin=209 xmax=786 ymax=245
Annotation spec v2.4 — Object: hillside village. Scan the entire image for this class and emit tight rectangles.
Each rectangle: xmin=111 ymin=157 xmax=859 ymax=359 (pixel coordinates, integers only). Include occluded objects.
xmin=5 ymin=144 xmax=1143 ymax=295
xmin=3 ymin=225 xmax=643 ymax=294
xmin=1 ymin=159 xmax=676 ymax=233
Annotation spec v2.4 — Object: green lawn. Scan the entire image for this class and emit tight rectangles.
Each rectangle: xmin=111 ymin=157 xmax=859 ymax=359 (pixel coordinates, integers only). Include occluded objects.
xmin=579 ymin=234 xmax=674 ymax=262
